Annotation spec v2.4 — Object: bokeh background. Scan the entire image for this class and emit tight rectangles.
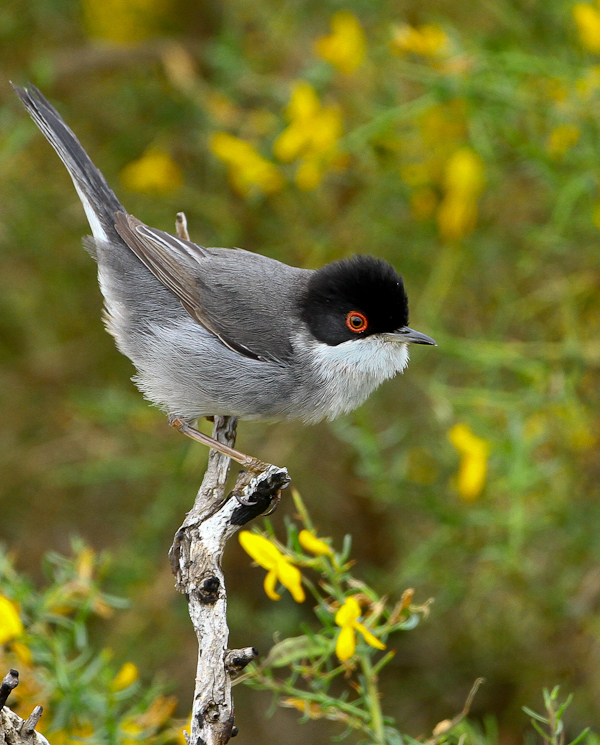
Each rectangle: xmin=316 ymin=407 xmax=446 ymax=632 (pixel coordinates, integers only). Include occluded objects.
xmin=2 ymin=0 xmax=600 ymax=742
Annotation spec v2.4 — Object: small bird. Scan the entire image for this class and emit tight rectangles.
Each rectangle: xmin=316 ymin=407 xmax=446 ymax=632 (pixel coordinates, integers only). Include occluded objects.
xmin=14 ymin=84 xmax=436 ymax=470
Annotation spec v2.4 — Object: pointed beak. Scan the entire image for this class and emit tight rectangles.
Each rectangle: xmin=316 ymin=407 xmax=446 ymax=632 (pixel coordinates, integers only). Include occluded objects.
xmin=393 ymin=327 xmax=437 ymax=346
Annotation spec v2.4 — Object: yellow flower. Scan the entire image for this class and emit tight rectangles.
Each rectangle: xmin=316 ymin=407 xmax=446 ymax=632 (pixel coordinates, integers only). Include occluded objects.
xmin=547 ymin=124 xmax=580 ymax=158
xmin=274 ymin=83 xmax=342 ymax=161
xmin=273 ymin=82 xmax=343 ymax=189
xmin=11 ymin=640 xmax=33 ymax=666
xmin=120 ymin=149 xmax=183 ymax=194
xmin=574 ymin=3 xmax=600 ymax=53
xmin=210 ymin=133 xmax=283 ymax=196
xmin=0 ymin=595 xmax=24 ymax=645
xmin=51 ymin=725 xmax=94 ymax=745
xmin=391 ymin=23 xmax=449 ymax=58
xmin=315 ymin=12 xmax=366 ymax=74
xmin=437 ymin=147 xmax=485 ymax=242
xmin=239 ymin=532 xmax=305 ymax=603
xmin=137 ymin=695 xmax=178 ymax=727
xmin=76 ymin=546 xmax=95 ymax=582
xmin=335 ymin=596 xmax=386 ymax=662
xmin=111 ymin=661 xmax=139 ymax=691
xmin=121 ymin=718 xmax=143 ymax=745
xmin=449 ymin=424 xmax=491 ymax=501
xmin=298 ymin=530 xmax=332 ymax=556
xmin=576 ymin=65 xmax=600 ymax=97
xmin=82 ymin=0 xmax=170 ymax=44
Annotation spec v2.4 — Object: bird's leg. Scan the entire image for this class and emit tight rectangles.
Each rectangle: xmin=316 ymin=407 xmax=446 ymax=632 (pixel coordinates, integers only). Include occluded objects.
xmin=169 ymin=416 xmax=271 ymax=474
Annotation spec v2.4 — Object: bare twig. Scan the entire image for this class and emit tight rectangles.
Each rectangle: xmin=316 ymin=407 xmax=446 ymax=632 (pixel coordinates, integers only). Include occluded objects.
xmin=169 ymin=415 xmax=289 ymax=745
xmin=176 ymin=212 xmax=190 ymax=240
xmin=429 ymin=678 xmax=485 ymax=741
xmin=0 ymin=670 xmax=18 ymax=710
xmin=0 ymin=671 xmax=49 ymax=745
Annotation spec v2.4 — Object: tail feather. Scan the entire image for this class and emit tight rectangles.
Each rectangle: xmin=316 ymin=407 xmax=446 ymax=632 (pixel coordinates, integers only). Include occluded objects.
xmin=12 ymin=83 xmax=124 ymax=244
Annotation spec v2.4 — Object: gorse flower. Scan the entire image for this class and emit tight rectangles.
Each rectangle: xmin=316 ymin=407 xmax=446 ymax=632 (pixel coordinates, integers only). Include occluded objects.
xmin=335 ymin=596 xmax=386 ymax=662
xmin=449 ymin=424 xmax=491 ymax=501
xmin=298 ymin=530 xmax=332 ymax=556
xmin=273 ymin=81 xmax=343 ymax=190
xmin=120 ymin=148 xmax=183 ymax=194
xmin=239 ymin=532 xmax=305 ymax=602
xmin=391 ymin=23 xmax=449 ymax=58
xmin=0 ymin=595 xmax=23 ymax=645
xmin=210 ymin=133 xmax=283 ymax=196
xmin=573 ymin=3 xmax=600 ymax=53
xmin=437 ymin=146 xmax=485 ymax=242
xmin=547 ymin=124 xmax=580 ymax=158
xmin=315 ymin=12 xmax=366 ymax=74
xmin=111 ymin=661 xmax=139 ymax=692
xmin=82 ymin=0 xmax=170 ymax=44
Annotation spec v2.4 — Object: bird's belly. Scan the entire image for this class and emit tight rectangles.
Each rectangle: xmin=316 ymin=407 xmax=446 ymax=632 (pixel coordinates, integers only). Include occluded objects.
xmin=122 ymin=318 xmax=297 ymax=421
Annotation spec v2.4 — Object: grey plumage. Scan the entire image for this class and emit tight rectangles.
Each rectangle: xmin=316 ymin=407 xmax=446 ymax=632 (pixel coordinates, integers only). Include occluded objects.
xmin=15 ymin=84 xmax=422 ymax=425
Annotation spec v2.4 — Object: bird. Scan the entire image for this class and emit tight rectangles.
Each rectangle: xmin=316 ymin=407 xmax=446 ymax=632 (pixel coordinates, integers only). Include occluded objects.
xmin=14 ymin=83 xmax=436 ymax=472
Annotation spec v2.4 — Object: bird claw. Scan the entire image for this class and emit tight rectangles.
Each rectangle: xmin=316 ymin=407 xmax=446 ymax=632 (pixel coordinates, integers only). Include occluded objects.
xmin=230 ymin=467 xmax=290 ymax=525
xmin=235 ymin=492 xmax=260 ymax=507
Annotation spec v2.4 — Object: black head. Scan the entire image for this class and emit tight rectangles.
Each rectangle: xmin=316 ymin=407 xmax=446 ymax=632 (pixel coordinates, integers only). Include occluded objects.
xmin=299 ymin=255 xmax=409 ymax=346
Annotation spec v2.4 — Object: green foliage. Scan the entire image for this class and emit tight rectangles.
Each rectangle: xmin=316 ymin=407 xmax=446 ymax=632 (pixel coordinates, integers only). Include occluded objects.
xmin=1 ymin=539 xmax=594 ymax=745
xmin=238 ymin=490 xmax=431 ymax=744
xmin=0 ymin=543 xmax=179 ymax=745
xmin=2 ymin=0 xmax=600 ymax=741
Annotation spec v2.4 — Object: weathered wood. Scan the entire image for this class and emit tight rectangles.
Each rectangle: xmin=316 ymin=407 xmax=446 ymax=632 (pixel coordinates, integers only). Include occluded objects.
xmin=169 ymin=416 xmax=289 ymax=745
xmin=0 ymin=671 xmax=49 ymax=745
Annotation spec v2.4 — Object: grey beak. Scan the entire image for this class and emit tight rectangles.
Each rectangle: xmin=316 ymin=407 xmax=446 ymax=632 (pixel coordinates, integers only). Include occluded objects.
xmin=394 ymin=327 xmax=437 ymax=346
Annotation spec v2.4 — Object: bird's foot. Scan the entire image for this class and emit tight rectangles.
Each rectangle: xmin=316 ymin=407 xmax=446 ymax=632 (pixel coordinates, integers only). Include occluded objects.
xmin=230 ymin=466 xmax=291 ymax=524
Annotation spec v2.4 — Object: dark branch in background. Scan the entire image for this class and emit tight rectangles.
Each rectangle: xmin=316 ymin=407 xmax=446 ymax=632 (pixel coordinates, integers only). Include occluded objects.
xmin=169 ymin=214 xmax=290 ymax=745
xmin=0 ymin=670 xmax=19 ymax=710
xmin=0 ymin=669 xmax=50 ymax=745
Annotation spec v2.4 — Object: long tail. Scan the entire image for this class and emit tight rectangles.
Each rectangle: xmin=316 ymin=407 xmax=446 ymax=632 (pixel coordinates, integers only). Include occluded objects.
xmin=13 ymin=83 xmax=125 ymax=245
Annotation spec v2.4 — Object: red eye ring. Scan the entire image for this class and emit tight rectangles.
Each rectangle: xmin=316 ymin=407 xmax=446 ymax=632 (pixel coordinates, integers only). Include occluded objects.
xmin=346 ymin=311 xmax=368 ymax=333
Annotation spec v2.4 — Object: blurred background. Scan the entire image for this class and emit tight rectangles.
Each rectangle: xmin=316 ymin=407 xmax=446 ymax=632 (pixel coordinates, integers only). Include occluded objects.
xmin=2 ymin=0 xmax=600 ymax=742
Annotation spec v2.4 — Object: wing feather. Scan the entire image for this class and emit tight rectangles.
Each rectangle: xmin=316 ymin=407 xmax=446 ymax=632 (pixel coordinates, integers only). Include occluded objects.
xmin=114 ymin=212 xmax=265 ymax=361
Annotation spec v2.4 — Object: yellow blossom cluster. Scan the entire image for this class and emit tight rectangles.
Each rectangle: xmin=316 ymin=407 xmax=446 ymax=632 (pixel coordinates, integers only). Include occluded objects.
xmin=573 ymin=2 xmax=600 ymax=53
xmin=449 ymin=423 xmax=491 ymax=501
xmin=273 ymin=82 xmax=344 ymax=190
xmin=398 ymin=101 xmax=467 ymax=221
xmin=437 ymin=147 xmax=485 ymax=243
xmin=120 ymin=148 xmax=183 ymax=194
xmin=239 ymin=527 xmax=387 ymax=664
xmin=315 ymin=12 xmax=366 ymax=74
xmin=82 ymin=0 xmax=170 ymax=44
xmin=547 ymin=123 xmax=581 ymax=158
xmin=391 ymin=23 xmax=449 ymax=58
xmin=210 ymin=132 xmax=283 ymax=196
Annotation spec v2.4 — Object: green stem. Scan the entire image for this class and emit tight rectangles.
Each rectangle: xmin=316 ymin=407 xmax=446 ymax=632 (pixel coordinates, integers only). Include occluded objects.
xmin=360 ymin=653 xmax=386 ymax=745
xmin=248 ymin=672 xmax=372 ymax=725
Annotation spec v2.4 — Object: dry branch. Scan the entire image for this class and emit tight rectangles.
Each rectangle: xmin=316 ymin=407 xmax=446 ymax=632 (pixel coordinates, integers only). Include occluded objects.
xmin=0 ymin=671 xmax=49 ymax=745
xmin=169 ymin=415 xmax=289 ymax=745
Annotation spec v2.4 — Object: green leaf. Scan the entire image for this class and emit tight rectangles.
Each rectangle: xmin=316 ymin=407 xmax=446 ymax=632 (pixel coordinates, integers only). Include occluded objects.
xmin=522 ymin=706 xmax=549 ymax=724
xmin=567 ymin=727 xmax=591 ymax=745
xmin=264 ymin=635 xmax=331 ymax=667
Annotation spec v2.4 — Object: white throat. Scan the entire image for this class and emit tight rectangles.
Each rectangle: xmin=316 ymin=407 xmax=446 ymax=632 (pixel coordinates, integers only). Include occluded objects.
xmin=301 ymin=334 xmax=410 ymax=423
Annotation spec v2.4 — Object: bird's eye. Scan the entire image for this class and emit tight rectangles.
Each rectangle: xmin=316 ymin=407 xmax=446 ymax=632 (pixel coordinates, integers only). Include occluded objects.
xmin=346 ymin=311 xmax=368 ymax=333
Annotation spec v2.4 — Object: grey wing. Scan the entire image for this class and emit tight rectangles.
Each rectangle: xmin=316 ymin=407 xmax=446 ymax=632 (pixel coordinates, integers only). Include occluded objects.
xmin=114 ymin=212 xmax=311 ymax=363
